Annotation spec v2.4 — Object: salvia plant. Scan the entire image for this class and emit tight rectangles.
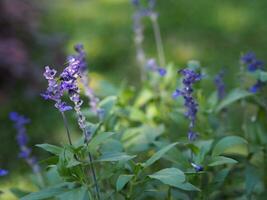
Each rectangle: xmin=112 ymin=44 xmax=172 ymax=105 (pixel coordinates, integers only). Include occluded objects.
xmin=2 ymin=0 xmax=267 ymax=199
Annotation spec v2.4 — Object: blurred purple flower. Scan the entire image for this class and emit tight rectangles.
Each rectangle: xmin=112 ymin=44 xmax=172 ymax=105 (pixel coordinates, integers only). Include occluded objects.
xmin=191 ymin=162 xmax=203 ymax=172
xmin=9 ymin=112 xmax=40 ymax=173
xmin=241 ymin=52 xmax=266 ymax=93
xmin=0 ymin=169 xmax=8 ymax=176
xmin=214 ymin=70 xmax=226 ymax=100
xmin=249 ymin=80 xmax=264 ymax=93
xmin=146 ymin=58 xmax=166 ymax=76
xmin=241 ymin=52 xmax=264 ymax=72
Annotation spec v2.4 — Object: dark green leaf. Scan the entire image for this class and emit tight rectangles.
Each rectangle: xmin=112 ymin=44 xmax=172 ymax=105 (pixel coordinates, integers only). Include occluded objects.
xmin=148 ymin=168 xmax=185 ymax=186
xmin=36 ymin=144 xmax=63 ymax=155
xmin=98 ymin=152 xmax=136 ymax=162
xmin=116 ymin=175 xmax=134 ymax=191
xmin=216 ymin=89 xmax=252 ymax=112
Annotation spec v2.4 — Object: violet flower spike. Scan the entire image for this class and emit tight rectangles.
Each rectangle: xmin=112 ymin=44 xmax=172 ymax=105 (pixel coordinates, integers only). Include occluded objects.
xmin=173 ymin=68 xmax=201 ymax=141
xmin=9 ymin=112 xmax=40 ymax=174
xmin=73 ymin=44 xmax=102 ymax=118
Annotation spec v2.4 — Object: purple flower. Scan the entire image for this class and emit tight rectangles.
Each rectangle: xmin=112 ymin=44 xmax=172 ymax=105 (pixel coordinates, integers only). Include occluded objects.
xmin=214 ymin=70 xmax=226 ymax=100
xmin=9 ymin=112 xmax=40 ymax=173
xmin=241 ymin=52 xmax=264 ymax=72
xmin=0 ymin=169 xmax=8 ymax=176
xmin=146 ymin=58 xmax=167 ymax=76
xmin=241 ymin=52 xmax=266 ymax=93
xmin=191 ymin=162 xmax=203 ymax=172
xmin=247 ymin=60 xmax=264 ymax=72
xmin=131 ymin=0 xmax=140 ymax=7
xmin=188 ymin=130 xmax=198 ymax=141
xmin=173 ymin=68 xmax=201 ymax=141
xmin=249 ymin=80 xmax=264 ymax=93
xmin=157 ymin=68 xmax=166 ymax=76
xmin=241 ymin=52 xmax=256 ymax=64
xmin=41 ymin=66 xmax=72 ymax=112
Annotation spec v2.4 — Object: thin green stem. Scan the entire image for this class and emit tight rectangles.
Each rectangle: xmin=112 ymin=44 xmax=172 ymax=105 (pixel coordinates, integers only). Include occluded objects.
xmin=88 ymin=152 xmax=101 ymax=200
xmin=61 ymin=112 xmax=73 ymax=145
xmin=150 ymin=13 xmax=166 ymax=67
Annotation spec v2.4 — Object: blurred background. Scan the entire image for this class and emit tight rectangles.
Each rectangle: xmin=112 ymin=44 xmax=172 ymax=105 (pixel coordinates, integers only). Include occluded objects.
xmin=1 ymin=0 xmax=267 ymax=198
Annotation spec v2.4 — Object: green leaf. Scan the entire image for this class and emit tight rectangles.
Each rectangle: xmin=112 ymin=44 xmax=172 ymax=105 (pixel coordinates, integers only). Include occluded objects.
xmin=216 ymin=89 xmax=252 ymax=112
xmin=57 ymin=186 xmax=90 ymax=200
xmin=98 ymin=152 xmax=136 ymax=162
xmin=99 ymin=96 xmax=117 ymax=116
xmin=212 ymin=136 xmax=247 ymax=156
xmin=10 ymin=188 xmax=30 ymax=198
xmin=148 ymin=168 xmax=185 ymax=186
xmin=36 ymin=144 xmax=63 ymax=155
xmin=174 ymin=182 xmax=200 ymax=191
xmin=255 ymin=70 xmax=267 ymax=82
xmin=21 ymin=184 xmax=70 ymax=200
xmin=142 ymin=143 xmax=178 ymax=168
xmin=88 ymin=132 xmax=115 ymax=152
xmin=212 ymin=168 xmax=230 ymax=187
xmin=116 ymin=175 xmax=134 ymax=191
xmin=208 ymin=156 xmax=238 ymax=166
xmin=122 ymin=124 xmax=164 ymax=152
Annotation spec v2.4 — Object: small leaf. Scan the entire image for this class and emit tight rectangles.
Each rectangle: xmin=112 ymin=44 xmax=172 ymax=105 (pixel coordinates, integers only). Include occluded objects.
xmin=212 ymin=136 xmax=247 ymax=156
xmin=98 ymin=152 xmax=136 ymax=162
xmin=88 ymin=132 xmax=115 ymax=151
xmin=116 ymin=175 xmax=134 ymax=191
xmin=36 ymin=144 xmax=63 ymax=155
xmin=142 ymin=143 xmax=178 ymax=168
xmin=216 ymin=89 xmax=252 ymax=112
xmin=208 ymin=156 xmax=238 ymax=166
xmin=148 ymin=168 xmax=185 ymax=186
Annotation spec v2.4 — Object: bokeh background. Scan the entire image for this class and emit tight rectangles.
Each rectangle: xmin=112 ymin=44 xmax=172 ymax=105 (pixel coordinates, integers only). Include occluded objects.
xmin=1 ymin=0 xmax=267 ymax=199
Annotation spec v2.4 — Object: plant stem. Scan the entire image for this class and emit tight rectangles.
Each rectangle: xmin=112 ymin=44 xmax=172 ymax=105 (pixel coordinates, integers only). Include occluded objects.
xmin=88 ymin=152 xmax=101 ymax=200
xmin=150 ymin=13 xmax=166 ymax=67
xmin=61 ymin=112 xmax=73 ymax=145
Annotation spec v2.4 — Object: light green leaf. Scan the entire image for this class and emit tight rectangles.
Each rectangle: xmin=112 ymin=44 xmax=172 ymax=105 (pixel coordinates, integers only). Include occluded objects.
xmin=98 ymin=152 xmax=136 ymax=162
xmin=88 ymin=132 xmax=115 ymax=151
xmin=216 ymin=89 xmax=252 ymax=112
xmin=208 ymin=156 xmax=238 ymax=166
xmin=21 ymin=184 xmax=70 ymax=200
xmin=142 ymin=143 xmax=178 ymax=168
xmin=212 ymin=136 xmax=248 ymax=156
xmin=116 ymin=175 xmax=134 ymax=191
xmin=122 ymin=124 xmax=164 ymax=152
xmin=148 ymin=168 xmax=185 ymax=186
xmin=36 ymin=144 xmax=63 ymax=155
xmin=255 ymin=70 xmax=267 ymax=82
xmin=99 ymin=96 xmax=117 ymax=112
